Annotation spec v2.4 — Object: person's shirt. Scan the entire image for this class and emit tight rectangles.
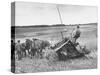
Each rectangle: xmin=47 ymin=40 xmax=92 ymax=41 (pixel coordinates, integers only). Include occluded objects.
xmin=15 ymin=43 xmax=21 ymax=51
xmin=72 ymin=28 xmax=81 ymax=38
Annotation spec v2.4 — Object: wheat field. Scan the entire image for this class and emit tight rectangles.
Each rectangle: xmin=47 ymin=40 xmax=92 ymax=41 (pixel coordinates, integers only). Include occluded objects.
xmin=14 ymin=24 xmax=97 ymax=73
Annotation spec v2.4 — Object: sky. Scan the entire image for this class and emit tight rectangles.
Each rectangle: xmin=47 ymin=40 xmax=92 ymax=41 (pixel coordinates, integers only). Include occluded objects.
xmin=15 ymin=2 xmax=98 ymax=26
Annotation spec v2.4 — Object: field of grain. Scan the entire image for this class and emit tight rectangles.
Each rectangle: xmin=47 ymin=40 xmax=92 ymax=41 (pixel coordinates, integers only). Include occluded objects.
xmin=14 ymin=24 xmax=97 ymax=73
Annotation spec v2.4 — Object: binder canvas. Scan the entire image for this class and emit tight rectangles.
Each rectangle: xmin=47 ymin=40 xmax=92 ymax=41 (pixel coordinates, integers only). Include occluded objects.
xmin=11 ymin=2 xmax=98 ymax=73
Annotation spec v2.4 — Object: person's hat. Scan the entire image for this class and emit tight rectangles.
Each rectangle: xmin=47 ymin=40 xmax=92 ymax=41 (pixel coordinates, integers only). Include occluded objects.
xmin=18 ymin=40 xmax=20 ymax=42
xmin=77 ymin=25 xmax=80 ymax=28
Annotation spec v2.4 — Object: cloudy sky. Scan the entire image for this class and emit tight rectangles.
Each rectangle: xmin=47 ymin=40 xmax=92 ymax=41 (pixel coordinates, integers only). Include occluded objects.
xmin=15 ymin=2 xmax=97 ymax=26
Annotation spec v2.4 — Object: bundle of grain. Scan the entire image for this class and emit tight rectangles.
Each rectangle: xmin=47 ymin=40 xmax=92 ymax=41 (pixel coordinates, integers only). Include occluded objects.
xmin=43 ymin=47 xmax=58 ymax=62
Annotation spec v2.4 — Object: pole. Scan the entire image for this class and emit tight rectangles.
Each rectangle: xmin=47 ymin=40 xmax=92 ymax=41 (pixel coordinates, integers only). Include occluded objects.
xmin=56 ymin=5 xmax=63 ymax=24
xmin=56 ymin=5 xmax=64 ymax=39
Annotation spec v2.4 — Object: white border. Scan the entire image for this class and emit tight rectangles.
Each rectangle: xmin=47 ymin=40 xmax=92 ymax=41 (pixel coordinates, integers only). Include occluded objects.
xmin=0 ymin=0 xmax=99 ymax=75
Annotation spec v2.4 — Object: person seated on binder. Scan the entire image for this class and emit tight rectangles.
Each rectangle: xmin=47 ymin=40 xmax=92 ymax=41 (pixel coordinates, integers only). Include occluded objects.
xmin=71 ymin=25 xmax=81 ymax=45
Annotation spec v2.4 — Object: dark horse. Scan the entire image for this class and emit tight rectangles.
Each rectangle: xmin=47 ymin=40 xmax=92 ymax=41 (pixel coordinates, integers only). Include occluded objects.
xmin=30 ymin=38 xmax=50 ymax=58
xmin=25 ymin=39 xmax=32 ymax=56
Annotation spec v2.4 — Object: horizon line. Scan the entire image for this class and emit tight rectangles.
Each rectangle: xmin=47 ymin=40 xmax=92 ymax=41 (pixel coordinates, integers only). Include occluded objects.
xmin=13 ymin=22 xmax=98 ymax=26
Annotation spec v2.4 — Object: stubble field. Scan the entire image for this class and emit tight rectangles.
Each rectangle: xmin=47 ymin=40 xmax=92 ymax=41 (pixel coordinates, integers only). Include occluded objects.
xmin=14 ymin=24 xmax=97 ymax=73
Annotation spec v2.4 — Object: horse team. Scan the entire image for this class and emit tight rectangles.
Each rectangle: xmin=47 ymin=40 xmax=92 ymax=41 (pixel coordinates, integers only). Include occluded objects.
xmin=11 ymin=38 xmax=50 ymax=60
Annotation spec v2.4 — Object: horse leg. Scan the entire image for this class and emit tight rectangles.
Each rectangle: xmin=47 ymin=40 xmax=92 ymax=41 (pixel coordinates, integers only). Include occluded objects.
xmin=17 ymin=51 xmax=22 ymax=60
xmin=30 ymin=49 xmax=34 ymax=59
xmin=39 ymin=49 xmax=43 ymax=59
